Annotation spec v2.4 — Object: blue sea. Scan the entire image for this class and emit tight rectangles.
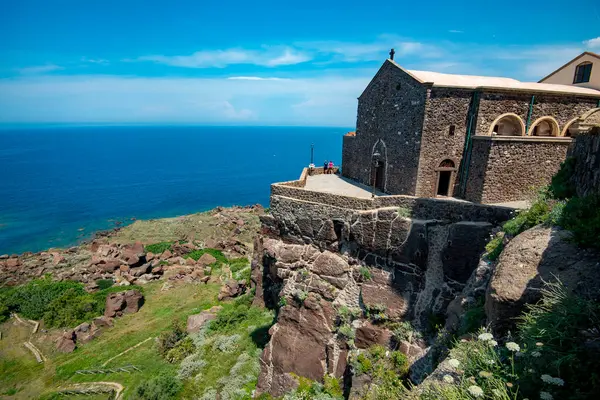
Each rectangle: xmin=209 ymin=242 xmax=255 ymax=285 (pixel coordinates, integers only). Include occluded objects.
xmin=0 ymin=126 xmax=346 ymax=255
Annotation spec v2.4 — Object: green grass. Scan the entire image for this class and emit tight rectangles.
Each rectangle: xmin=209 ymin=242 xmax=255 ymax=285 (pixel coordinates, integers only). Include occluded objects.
xmin=560 ymin=193 xmax=600 ymax=250
xmin=0 ymin=281 xmax=221 ymax=399
xmin=180 ymin=295 xmax=275 ymax=398
xmin=145 ymin=241 xmax=174 ymax=254
xmin=484 ymin=233 xmax=504 ymax=261
xmin=184 ymin=248 xmax=227 ymax=264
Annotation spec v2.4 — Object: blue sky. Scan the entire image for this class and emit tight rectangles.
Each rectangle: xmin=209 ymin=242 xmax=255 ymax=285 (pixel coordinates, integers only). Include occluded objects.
xmin=0 ymin=0 xmax=599 ymax=126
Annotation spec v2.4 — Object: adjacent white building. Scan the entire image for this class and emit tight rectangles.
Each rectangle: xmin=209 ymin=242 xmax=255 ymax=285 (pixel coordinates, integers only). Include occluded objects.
xmin=540 ymin=51 xmax=600 ymax=90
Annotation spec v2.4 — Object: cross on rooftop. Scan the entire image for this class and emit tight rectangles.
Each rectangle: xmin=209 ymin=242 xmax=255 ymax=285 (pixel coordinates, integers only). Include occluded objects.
xmin=389 ymin=48 xmax=395 ymax=60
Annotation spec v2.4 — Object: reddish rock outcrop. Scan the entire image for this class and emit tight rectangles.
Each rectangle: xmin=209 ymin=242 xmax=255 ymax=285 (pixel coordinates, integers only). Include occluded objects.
xmin=486 ymin=225 xmax=600 ymax=334
xmin=104 ymin=290 xmax=144 ymax=318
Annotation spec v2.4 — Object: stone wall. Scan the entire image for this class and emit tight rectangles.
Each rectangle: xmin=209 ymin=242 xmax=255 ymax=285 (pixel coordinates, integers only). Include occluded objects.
xmin=569 ymin=127 xmax=600 ymax=197
xmin=271 ymin=183 xmax=513 ymax=223
xmin=342 ymin=60 xmax=427 ymax=194
xmin=415 ymin=88 xmax=474 ymax=197
xmin=475 ymin=91 xmax=598 ymax=136
xmin=464 ymin=136 xmax=572 ymax=203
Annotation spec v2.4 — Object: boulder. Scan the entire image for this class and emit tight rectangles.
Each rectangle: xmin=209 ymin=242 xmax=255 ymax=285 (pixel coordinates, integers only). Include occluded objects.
xmin=123 ymin=290 xmax=144 ymax=314
xmin=92 ymin=316 xmax=114 ymax=329
xmin=161 ymin=249 xmax=173 ymax=259
xmin=104 ymin=289 xmax=144 ymax=317
xmin=311 ymin=251 xmax=349 ymax=276
xmin=360 ymin=284 xmax=407 ymax=319
xmin=57 ymin=330 xmax=76 ymax=353
xmin=218 ymin=279 xmax=246 ymax=301
xmin=104 ymin=292 xmax=126 ymax=317
xmin=354 ymin=321 xmax=392 ymax=349
xmin=96 ymin=259 xmax=121 ymax=273
xmin=486 ymin=226 xmax=600 ymax=334
xmin=187 ymin=306 xmax=223 ymax=333
xmin=198 ymin=253 xmax=217 ymax=266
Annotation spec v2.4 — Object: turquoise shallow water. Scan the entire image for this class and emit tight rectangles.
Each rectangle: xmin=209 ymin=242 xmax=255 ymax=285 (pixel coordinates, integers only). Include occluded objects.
xmin=0 ymin=125 xmax=346 ymax=254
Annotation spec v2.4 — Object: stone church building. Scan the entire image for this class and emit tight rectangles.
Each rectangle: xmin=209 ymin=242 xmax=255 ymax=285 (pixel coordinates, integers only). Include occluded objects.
xmin=342 ymin=57 xmax=600 ymax=203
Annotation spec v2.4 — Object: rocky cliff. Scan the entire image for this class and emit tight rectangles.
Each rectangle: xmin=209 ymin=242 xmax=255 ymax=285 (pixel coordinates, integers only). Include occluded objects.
xmin=251 ymin=199 xmax=512 ymax=396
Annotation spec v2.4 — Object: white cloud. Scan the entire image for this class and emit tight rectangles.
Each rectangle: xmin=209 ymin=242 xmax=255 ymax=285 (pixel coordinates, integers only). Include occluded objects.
xmin=0 ymin=74 xmax=369 ymax=126
xmin=17 ymin=64 xmax=63 ymax=75
xmin=81 ymin=57 xmax=110 ymax=65
xmin=448 ymin=30 xmax=463 ymax=34
xmin=136 ymin=47 xmax=310 ymax=68
xmin=584 ymin=37 xmax=600 ymax=49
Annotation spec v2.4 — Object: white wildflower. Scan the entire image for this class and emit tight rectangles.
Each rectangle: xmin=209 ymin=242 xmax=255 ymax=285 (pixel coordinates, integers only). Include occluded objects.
xmin=536 ymin=342 xmax=544 ymax=347
xmin=486 ymin=359 xmax=496 ymax=365
xmin=541 ymin=374 xmax=564 ymax=386
xmin=531 ymin=351 xmax=542 ymax=358
xmin=540 ymin=391 xmax=553 ymax=400
xmin=468 ymin=385 xmax=484 ymax=398
xmin=443 ymin=374 xmax=454 ymax=383
xmin=505 ymin=342 xmax=520 ymax=352
xmin=478 ymin=332 xmax=494 ymax=341
xmin=448 ymin=359 xmax=461 ymax=368
xmin=488 ymin=340 xmax=498 ymax=347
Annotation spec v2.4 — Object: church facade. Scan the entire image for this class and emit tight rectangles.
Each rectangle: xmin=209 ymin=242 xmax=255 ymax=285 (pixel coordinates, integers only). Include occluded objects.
xmin=342 ymin=58 xmax=600 ymax=204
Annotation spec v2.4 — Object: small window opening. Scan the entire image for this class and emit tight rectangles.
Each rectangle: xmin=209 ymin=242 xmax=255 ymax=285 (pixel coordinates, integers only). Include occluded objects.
xmin=574 ymin=62 xmax=592 ymax=84
xmin=449 ymin=125 xmax=455 ymax=136
xmin=395 ymin=83 xmax=401 ymax=90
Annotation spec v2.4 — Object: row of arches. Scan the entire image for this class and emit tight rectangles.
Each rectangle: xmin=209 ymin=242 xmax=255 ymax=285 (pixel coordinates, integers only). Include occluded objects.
xmin=488 ymin=113 xmax=581 ymax=137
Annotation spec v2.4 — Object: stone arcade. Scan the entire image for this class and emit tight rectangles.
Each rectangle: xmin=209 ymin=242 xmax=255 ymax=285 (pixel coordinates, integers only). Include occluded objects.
xmin=342 ymin=57 xmax=600 ymax=203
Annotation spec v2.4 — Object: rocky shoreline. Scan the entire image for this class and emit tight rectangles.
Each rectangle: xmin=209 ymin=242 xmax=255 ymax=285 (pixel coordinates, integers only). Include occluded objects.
xmin=0 ymin=205 xmax=264 ymax=288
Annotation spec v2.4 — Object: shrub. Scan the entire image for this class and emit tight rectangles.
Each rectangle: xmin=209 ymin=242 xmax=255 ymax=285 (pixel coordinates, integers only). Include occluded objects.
xmin=484 ymin=233 xmax=504 ymax=261
xmin=165 ymin=336 xmax=195 ymax=363
xmin=355 ymin=353 xmax=373 ymax=374
xmin=95 ymin=279 xmax=114 ymax=290
xmin=177 ymin=354 xmax=206 ymax=379
xmin=212 ymin=334 xmax=240 ymax=353
xmin=458 ymin=298 xmax=486 ymax=336
xmin=209 ymin=302 xmax=265 ymax=333
xmin=145 ymin=241 xmax=173 ymax=254
xmin=369 ymin=345 xmax=386 ymax=360
xmin=549 ymin=157 xmax=576 ymax=199
xmin=293 ymin=290 xmax=308 ymax=304
xmin=134 ymin=371 xmax=182 ymax=400
xmin=503 ymin=197 xmax=550 ymax=236
xmin=157 ymin=319 xmax=187 ymax=358
xmin=229 ymin=257 xmax=249 ymax=273
xmin=560 ymin=193 xmax=600 ymax=249
xmin=390 ymin=351 xmax=409 ymax=377
xmin=337 ymin=325 xmax=355 ymax=340
xmin=359 ymin=267 xmax=372 ymax=281
xmin=323 ymin=375 xmax=343 ymax=398
xmin=392 ymin=321 xmax=422 ymax=343
xmin=42 ymin=288 xmax=98 ymax=328
xmin=517 ymin=281 xmax=600 ymax=399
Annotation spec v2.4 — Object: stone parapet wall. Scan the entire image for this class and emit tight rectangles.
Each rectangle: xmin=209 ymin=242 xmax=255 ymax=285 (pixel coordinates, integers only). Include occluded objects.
xmin=464 ymin=136 xmax=571 ymax=203
xmin=271 ymin=182 xmax=513 ymax=224
xmin=569 ymin=128 xmax=600 ymax=197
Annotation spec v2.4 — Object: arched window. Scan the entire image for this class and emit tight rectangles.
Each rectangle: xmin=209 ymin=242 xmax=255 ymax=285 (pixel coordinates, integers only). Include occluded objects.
xmin=561 ymin=118 xmax=579 ymax=137
xmin=574 ymin=62 xmax=592 ymax=84
xmin=528 ymin=117 xmax=560 ymax=137
xmin=449 ymin=125 xmax=456 ymax=136
xmin=489 ymin=114 xmax=525 ymax=136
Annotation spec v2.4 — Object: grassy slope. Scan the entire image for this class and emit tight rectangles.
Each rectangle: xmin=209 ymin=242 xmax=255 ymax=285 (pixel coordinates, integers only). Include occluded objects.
xmin=1 ymin=281 xmax=221 ymax=399
xmin=108 ymin=209 xmax=261 ymax=249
